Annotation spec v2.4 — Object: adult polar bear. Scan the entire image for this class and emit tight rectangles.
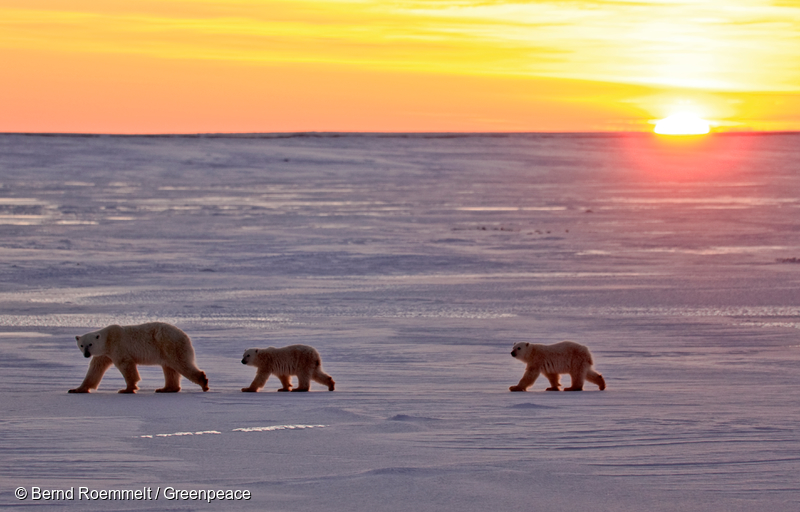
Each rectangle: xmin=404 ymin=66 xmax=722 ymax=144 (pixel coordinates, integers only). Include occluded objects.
xmin=69 ymin=322 xmax=209 ymax=394
xmin=509 ymin=341 xmax=605 ymax=392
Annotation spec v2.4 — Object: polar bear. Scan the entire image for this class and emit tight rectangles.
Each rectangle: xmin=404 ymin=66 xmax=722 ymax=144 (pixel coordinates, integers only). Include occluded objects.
xmin=509 ymin=341 xmax=605 ymax=392
xmin=68 ymin=322 xmax=209 ymax=394
xmin=241 ymin=345 xmax=335 ymax=392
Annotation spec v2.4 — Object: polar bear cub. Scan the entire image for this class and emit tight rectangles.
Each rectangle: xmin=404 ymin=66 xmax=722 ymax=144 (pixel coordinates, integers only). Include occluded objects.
xmin=241 ymin=345 xmax=335 ymax=392
xmin=509 ymin=340 xmax=605 ymax=392
xmin=69 ymin=322 xmax=209 ymax=394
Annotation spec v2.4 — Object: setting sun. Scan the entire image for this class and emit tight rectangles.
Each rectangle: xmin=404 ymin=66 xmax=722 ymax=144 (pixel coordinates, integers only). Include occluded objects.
xmin=654 ymin=113 xmax=711 ymax=135
xmin=0 ymin=1 xmax=799 ymax=132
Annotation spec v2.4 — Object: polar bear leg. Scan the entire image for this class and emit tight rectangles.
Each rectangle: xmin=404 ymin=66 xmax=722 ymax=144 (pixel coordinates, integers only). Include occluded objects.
xmin=170 ymin=360 xmax=209 ymax=392
xmin=586 ymin=369 xmax=606 ymax=390
xmin=116 ymin=360 xmax=141 ymax=394
xmin=312 ymin=368 xmax=335 ymax=391
xmin=276 ymin=374 xmax=293 ymax=392
xmin=156 ymin=366 xmax=182 ymax=393
xmin=510 ymin=368 xmax=539 ymax=392
xmin=292 ymin=371 xmax=311 ymax=392
xmin=69 ymin=356 xmax=113 ymax=393
xmin=242 ymin=370 xmax=270 ymax=392
xmin=544 ymin=373 xmax=561 ymax=391
xmin=565 ymin=371 xmax=585 ymax=391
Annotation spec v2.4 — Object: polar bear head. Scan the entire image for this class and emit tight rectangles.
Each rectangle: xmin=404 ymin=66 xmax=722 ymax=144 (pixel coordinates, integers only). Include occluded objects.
xmin=510 ymin=342 xmax=531 ymax=360
xmin=75 ymin=328 xmax=108 ymax=358
xmin=241 ymin=348 xmax=259 ymax=366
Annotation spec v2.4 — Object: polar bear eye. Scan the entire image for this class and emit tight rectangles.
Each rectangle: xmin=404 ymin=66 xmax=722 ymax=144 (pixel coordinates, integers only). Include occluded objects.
xmin=96 ymin=335 xmax=100 ymax=339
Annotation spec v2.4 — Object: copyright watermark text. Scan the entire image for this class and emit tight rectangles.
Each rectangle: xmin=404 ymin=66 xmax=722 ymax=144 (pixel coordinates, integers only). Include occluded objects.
xmin=14 ymin=486 xmax=251 ymax=502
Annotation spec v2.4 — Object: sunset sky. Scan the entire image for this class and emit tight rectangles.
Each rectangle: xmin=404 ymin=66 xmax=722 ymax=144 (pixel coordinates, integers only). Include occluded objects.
xmin=2 ymin=0 xmax=799 ymax=133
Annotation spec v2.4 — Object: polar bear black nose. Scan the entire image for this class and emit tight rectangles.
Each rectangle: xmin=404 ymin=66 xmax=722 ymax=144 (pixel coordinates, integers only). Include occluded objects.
xmin=241 ymin=359 xmax=247 ymax=364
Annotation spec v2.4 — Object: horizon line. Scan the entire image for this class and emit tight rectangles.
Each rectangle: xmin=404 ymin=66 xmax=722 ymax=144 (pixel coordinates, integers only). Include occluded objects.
xmin=2 ymin=130 xmax=798 ymax=138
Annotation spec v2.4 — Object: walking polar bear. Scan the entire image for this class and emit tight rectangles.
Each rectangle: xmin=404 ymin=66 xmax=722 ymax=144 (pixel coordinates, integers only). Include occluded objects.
xmin=69 ymin=322 xmax=209 ymax=394
xmin=509 ymin=341 xmax=605 ymax=392
xmin=241 ymin=345 xmax=335 ymax=392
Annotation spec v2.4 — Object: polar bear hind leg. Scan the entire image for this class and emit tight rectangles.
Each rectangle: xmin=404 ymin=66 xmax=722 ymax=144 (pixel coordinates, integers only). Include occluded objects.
xmin=564 ymin=371 xmax=585 ymax=391
xmin=156 ymin=366 xmax=182 ymax=393
xmin=170 ymin=361 xmax=209 ymax=392
xmin=586 ymin=369 xmax=606 ymax=390
xmin=186 ymin=368 xmax=209 ymax=391
xmin=292 ymin=371 xmax=311 ymax=392
xmin=313 ymin=368 xmax=335 ymax=391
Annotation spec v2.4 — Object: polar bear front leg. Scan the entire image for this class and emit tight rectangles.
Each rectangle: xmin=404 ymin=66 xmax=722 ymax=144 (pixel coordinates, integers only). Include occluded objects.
xmin=242 ymin=370 xmax=269 ymax=392
xmin=277 ymin=374 xmax=293 ymax=392
xmin=544 ymin=372 xmax=562 ymax=391
xmin=69 ymin=356 xmax=113 ymax=393
xmin=510 ymin=368 xmax=539 ymax=392
xmin=116 ymin=359 xmax=141 ymax=394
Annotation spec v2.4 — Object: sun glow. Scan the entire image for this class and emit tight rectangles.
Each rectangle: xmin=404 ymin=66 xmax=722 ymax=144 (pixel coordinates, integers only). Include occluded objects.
xmin=1 ymin=1 xmax=800 ymax=132
xmin=654 ymin=113 xmax=711 ymax=135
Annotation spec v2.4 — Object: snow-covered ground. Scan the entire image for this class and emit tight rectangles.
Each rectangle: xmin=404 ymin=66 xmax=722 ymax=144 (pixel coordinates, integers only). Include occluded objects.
xmin=1 ymin=133 xmax=799 ymax=511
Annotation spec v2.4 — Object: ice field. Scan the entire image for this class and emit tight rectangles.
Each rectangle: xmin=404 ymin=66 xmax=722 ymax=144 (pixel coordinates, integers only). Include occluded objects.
xmin=1 ymin=132 xmax=799 ymax=510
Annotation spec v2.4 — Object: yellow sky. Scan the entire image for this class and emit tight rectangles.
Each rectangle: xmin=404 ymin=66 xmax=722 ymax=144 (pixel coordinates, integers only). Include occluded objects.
xmin=1 ymin=0 xmax=799 ymax=133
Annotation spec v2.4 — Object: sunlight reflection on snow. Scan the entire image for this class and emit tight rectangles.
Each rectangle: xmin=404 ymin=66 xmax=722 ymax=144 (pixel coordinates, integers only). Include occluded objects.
xmin=232 ymin=424 xmax=326 ymax=432
xmin=139 ymin=431 xmax=222 ymax=439
xmin=139 ymin=425 xmax=326 ymax=439
xmin=0 ymin=313 xmax=293 ymax=328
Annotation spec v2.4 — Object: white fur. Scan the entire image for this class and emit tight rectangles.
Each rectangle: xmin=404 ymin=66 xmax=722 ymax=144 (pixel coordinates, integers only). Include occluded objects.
xmin=241 ymin=345 xmax=335 ymax=392
xmin=509 ymin=340 xmax=605 ymax=392
xmin=69 ymin=322 xmax=209 ymax=394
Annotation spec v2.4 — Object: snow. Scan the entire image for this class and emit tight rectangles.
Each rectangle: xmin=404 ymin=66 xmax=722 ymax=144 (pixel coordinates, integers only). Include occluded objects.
xmin=1 ymin=132 xmax=799 ymax=510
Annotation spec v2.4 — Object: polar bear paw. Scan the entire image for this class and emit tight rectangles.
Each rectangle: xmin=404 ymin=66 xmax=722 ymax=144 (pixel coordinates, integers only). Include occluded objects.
xmin=198 ymin=372 xmax=210 ymax=392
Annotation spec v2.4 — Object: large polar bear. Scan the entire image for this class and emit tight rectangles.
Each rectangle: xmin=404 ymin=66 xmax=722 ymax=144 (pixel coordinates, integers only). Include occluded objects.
xmin=509 ymin=341 xmax=605 ymax=392
xmin=69 ymin=322 xmax=209 ymax=394
xmin=241 ymin=345 xmax=335 ymax=392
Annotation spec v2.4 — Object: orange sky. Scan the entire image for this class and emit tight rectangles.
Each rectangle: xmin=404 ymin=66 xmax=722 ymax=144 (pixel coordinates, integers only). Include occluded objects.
xmin=1 ymin=0 xmax=799 ymax=133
